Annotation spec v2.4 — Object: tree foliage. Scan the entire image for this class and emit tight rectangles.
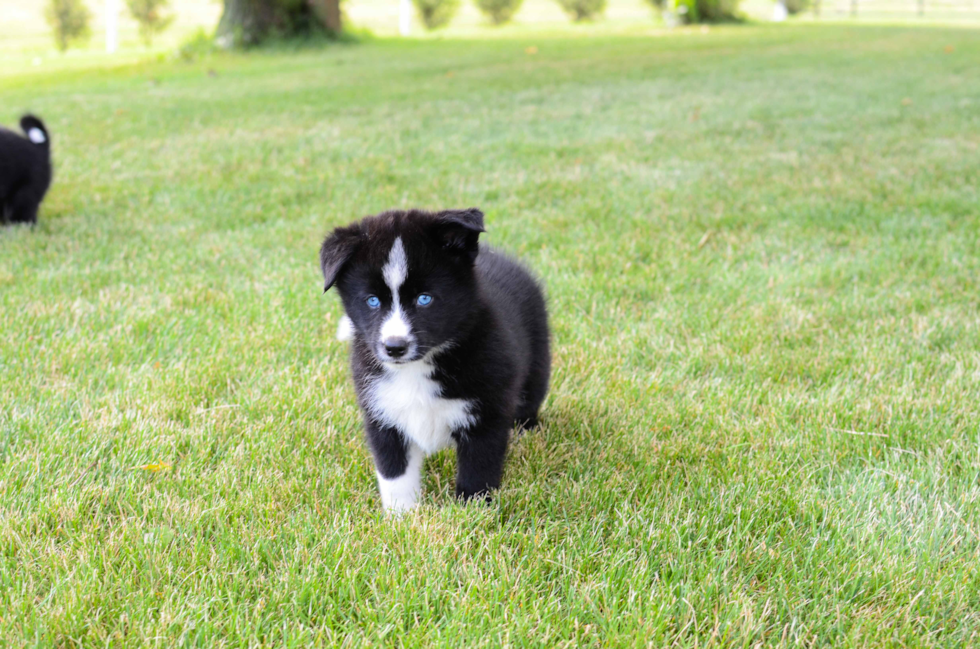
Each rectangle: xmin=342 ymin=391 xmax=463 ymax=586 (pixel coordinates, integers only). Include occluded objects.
xmin=784 ymin=0 xmax=810 ymax=14
xmin=554 ymin=0 xmax=606 ymax=21
xmin=674 ymin=0 xmax=741 ymax=23
xmin=126 ymin=0 xmax=175 ymax=46
xmin=44 ymin=0 xmax=92 ymax=52
xmin=412 ymin=0 xmax=461 ymax=29
xmin=475 ymin=0 xmax=524 ymax=25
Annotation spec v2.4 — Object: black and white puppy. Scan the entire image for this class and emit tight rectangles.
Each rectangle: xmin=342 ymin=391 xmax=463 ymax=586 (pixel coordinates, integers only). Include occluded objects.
xmin=0 ymin=115 xmax=52 ymax=225
xmin=320 ymin=208 xmax=550 ymax=512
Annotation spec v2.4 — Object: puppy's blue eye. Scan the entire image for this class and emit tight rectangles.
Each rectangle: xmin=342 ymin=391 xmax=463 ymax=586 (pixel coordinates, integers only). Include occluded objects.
xmin=416 ymin=294 xmax=433 ymax=306
xmin=366 ymin=296 xmax=381 ymax=309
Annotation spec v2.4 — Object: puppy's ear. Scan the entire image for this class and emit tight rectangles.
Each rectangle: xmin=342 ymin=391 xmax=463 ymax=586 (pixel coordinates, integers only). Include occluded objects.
xmin=320 ymin=224 xmax=362 ymax=292
xmin=430 ymin=208 xmax=485 ymax=264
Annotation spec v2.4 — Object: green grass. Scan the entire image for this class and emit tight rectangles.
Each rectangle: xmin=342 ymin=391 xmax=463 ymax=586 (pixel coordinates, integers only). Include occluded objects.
xmin=2 ymin=23 xmax=980 ymax=647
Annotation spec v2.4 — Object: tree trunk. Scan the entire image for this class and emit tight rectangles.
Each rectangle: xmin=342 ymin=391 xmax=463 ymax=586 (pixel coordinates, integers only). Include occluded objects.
xmin=216 ymin=0 xmax=275 ymax=46
xmin=217 ymin=0 xmax=341 ymax=47
xmin=310 ymin=0 xmax=342 ymax=32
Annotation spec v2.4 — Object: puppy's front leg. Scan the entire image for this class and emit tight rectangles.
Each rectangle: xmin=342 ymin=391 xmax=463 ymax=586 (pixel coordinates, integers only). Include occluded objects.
xmin=454 ymin=424 xmax=510 ymax=503
xmin=365 ymin=420 xmax=423 ymax=513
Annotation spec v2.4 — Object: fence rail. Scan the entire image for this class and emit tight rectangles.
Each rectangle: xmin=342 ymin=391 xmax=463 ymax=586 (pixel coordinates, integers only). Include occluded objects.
xmin=820 ymin=0 xmax=980 ymax=16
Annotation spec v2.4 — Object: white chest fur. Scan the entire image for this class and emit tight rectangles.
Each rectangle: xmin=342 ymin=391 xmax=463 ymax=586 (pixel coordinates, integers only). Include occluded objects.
xmin=364 ymin=359 xmax=475 ymax=455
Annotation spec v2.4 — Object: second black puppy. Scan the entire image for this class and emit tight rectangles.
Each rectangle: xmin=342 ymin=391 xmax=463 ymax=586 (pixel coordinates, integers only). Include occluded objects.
xmin=321 ymin=208 xmax=550 ymax=512
xmin=0 ymin=115 xmax=52 ymax=225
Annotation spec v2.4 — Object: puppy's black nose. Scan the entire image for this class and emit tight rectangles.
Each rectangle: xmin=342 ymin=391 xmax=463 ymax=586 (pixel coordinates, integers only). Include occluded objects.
xmin=384 ymin=338 xmax=409 ymax=358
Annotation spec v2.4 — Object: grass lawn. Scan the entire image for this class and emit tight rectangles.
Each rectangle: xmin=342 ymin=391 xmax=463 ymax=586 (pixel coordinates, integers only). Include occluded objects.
xmin=2 ymin=23 xmax=980 ymax=646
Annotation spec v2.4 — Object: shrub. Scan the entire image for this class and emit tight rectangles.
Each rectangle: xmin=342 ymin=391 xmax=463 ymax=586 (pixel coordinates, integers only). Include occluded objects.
xmin=413 ymin=0 xmax=460 ymax=29
xmin=177 ymin=28 xmax=216 ymax=61
xmin=126 ymin=0 xmax=175 ymax=46
xmin=475 ymin=0 xmax=524 ymax=25
xmin=554 ymin=0 xmax=606 ymax=21
xmin=674 ymin=0 xmax=740 ymax=23
xmin=44 ymin=0 xmax=92 ymax=52
xmin=784 ymin=0 xmax=810 ymax=13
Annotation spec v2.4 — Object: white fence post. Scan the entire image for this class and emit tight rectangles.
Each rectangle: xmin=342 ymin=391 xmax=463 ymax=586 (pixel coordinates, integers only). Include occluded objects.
xmin=105 ymin=0 xmax=119 ymax=53
xmin=399 ymin=0 xmax=412 ymax=35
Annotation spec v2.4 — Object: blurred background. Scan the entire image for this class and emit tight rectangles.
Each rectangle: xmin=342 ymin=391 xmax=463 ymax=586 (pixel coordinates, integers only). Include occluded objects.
xmin=4 ymin=0 xmax=980 ymax=645
xmin=3 ymin=0 xmax=978 ymax=66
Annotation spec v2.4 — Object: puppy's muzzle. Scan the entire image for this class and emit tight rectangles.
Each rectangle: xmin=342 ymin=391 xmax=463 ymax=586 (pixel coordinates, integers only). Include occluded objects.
xmin=383 ymin=337 xmax=410 ymax=359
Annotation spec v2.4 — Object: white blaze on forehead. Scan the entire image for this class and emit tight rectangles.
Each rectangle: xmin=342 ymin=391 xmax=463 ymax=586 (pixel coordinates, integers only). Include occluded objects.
xmin=380 ymin=310 xmax=410 ymax=339
xmin=27 ymin=128 xmax=46 ymax=144
xmin=383 ymin=237 xmax=408 ymax=289
xmin=380 ymin=237 xmax=412 ymax=342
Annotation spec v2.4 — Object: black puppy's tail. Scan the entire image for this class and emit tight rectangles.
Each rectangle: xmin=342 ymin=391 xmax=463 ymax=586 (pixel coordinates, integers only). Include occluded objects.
xmin=20 ymin=114 xmax=50 ymax=149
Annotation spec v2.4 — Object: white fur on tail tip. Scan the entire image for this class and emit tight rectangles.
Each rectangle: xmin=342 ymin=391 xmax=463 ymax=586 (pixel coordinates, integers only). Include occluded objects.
xmin=336 ymin=315 xmax=354 ymax=342
xmin=27 ymin=128 xmax=46 ymax=144
xmin=377 ymin=443 xmax=423 ymax=513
